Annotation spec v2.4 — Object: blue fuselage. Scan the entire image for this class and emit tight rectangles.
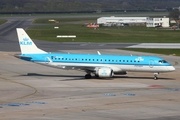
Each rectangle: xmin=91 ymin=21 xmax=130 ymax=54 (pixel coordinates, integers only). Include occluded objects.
xmin=19 ymin=53 xmax=174 ymax=73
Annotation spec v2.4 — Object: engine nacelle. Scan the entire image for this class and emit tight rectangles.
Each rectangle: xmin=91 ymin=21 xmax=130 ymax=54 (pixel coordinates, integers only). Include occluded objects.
xmin=96 ymin=68 xmax=114 ymax=78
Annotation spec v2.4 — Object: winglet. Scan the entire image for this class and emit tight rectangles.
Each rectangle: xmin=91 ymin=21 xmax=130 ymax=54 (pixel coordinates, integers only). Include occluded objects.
xmin=16 ymin=28 xmax=47 ymax=54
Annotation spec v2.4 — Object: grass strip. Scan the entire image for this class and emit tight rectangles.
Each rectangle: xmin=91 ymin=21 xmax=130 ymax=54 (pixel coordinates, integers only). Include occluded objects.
xmin=119 ymin=48 xmax=180 ymax=56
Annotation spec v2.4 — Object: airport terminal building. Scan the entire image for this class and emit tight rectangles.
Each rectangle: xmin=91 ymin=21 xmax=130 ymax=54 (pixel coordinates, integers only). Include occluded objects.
xmin=97 ymin=16 xmax=170 ymax=27
xmin=146 ymin=17 xmax=169 ymax=27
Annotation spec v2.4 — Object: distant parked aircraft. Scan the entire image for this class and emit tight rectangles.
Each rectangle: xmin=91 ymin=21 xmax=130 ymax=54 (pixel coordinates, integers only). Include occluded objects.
xmin=86 ymin=23 xmax=99 ymax=29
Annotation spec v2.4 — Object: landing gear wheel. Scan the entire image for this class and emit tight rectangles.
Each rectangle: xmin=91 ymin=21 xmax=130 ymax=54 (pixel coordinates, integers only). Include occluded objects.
xmin=85 ymin=74 xmax=92 ymax=79
xmin=95 ymin=74 xmax=99 ymax=78
xmin=153 ymin=73 xmax=159 ymax=80
xmin=154 ymin=76 xmax=158 ymax=80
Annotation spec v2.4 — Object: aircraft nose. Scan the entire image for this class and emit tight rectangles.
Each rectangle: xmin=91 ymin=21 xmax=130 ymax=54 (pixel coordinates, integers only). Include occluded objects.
xmin=167 ymin=66 xmax=175 ymax=72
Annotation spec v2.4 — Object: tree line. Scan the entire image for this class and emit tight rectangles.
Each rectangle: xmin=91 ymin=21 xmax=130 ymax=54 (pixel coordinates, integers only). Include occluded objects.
xmin=0 ymin=0 xmax=179 ymax=13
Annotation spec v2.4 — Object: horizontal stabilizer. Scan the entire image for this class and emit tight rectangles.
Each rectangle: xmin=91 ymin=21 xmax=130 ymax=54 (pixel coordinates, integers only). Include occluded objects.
xmin=14 ymin=54 xmax=32 ymax=61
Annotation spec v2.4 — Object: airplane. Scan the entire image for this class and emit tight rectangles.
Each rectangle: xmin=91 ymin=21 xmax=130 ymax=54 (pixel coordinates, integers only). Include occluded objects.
xmin=15 ymin=28 xmax=175 ymax=80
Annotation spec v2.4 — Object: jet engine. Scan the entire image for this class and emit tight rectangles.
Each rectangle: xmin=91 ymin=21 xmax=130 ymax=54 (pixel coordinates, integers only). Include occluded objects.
xmin=96 ymin=68 xmax=114 ymax=78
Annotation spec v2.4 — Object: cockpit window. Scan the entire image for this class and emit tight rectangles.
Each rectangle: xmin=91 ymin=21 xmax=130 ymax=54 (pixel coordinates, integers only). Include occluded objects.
xmin=159 ymin=60 xmax=167 ymax=63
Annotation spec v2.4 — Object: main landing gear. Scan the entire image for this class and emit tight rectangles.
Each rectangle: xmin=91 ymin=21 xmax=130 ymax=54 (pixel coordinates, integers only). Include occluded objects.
xmin=85 ymin=72 xmax=99 ymax=79
xmin=85 ymin=73 xmax=92 ymax=79
xmin=154 ymin=73 xmax=159 ymax=80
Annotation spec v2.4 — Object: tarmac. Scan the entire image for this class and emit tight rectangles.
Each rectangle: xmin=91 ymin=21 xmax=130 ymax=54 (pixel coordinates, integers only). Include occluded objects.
xmin=0 ymin=49 xmax=180 ymax=120
xmin=0 ymin=15 xmax=180 ymax=120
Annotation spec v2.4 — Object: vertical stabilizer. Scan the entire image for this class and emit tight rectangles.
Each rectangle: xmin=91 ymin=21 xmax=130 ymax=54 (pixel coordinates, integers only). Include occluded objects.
xmin=16 ymin=28 xmax=47 ymax=54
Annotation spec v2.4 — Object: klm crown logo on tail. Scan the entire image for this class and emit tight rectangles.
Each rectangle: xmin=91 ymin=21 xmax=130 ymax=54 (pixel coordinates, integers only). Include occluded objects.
xmin=19 ymin=37 xmax=32 ymax=45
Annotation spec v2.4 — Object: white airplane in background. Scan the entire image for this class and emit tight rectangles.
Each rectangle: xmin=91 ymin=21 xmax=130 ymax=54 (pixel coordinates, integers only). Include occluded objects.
xmin=15 ymin=28 xmax=175 ymax=80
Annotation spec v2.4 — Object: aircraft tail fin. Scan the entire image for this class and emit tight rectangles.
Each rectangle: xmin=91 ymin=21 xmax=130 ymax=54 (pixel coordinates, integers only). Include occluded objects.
xmin=16 ymin=28 xmax=47 ymax=54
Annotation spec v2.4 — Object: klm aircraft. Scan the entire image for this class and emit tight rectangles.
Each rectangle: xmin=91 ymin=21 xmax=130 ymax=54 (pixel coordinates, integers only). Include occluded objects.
xmin=15 ymin=28 xmax=175 ymax=80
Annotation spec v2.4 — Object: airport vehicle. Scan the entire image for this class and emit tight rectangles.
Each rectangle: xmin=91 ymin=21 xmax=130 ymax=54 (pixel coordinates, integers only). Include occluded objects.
xmin=15 ymin=28 xmax=175 ymax=80
xmin=86 ymin=23 xmax=99 ymax=29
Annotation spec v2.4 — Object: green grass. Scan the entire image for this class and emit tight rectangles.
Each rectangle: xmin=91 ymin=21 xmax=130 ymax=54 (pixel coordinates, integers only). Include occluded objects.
xmin=27 ymin=24 xmax=180 ymax=43
xmin=26 ymin=17 xmax=180 ymax=43
xmin=33 ymin=18 xmax=97 ymax=24
xmin=120 ymin=48 xmax=180 ymax=56
xmin=0 ymin=19 xmax=7 ymax=25
xmin=26 ymin=17 xmax=180 ymax=55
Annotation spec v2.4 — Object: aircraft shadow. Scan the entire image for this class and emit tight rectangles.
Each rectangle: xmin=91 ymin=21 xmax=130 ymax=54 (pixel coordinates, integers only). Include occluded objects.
xmin=19 ymin=73 xmax=86 ymax=81
xmin=113 ymin=76 xmax=175 ymax=80
xmin=21 ymin=73 xmax=83 ymax=78
xmin=19 ymin=73 xmax=175 ymax=81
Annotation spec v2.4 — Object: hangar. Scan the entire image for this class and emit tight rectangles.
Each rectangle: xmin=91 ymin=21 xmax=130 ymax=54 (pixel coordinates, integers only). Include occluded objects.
xmin=97 ymin=16 xmax=147 ymax=24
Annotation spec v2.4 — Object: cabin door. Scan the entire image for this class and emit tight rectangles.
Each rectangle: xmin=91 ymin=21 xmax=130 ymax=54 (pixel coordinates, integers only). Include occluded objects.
xmin=149 ymin=59 xmax=154 ymax=68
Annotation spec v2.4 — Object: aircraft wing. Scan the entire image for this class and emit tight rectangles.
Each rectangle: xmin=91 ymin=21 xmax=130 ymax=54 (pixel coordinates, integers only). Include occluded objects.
xmin=57 ymin=64 xmax=99 ymax=72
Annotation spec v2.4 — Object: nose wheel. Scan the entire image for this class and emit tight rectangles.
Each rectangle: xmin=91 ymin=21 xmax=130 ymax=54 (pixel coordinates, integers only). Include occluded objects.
xmin=154 ymin=73 xmax=159 ymax=80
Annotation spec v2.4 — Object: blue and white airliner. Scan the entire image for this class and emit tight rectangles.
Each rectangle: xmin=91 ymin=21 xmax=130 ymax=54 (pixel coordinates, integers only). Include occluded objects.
xmin=15 ymin=28 xmax=175 ymax=80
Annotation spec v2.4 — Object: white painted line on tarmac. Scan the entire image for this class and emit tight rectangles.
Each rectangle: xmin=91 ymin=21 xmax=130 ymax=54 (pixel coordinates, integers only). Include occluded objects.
xmin=99 ymin=44 xmax=106 ymax=46
xmin=80 ymin=44 xmax=88 ymax=46
xmin=127 ymin=43 xmax=180 ymax=48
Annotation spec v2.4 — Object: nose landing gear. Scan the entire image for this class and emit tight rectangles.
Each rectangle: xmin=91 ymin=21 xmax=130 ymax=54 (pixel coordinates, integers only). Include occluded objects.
xmin=154 ymin=73 xmax=159 ymax=80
